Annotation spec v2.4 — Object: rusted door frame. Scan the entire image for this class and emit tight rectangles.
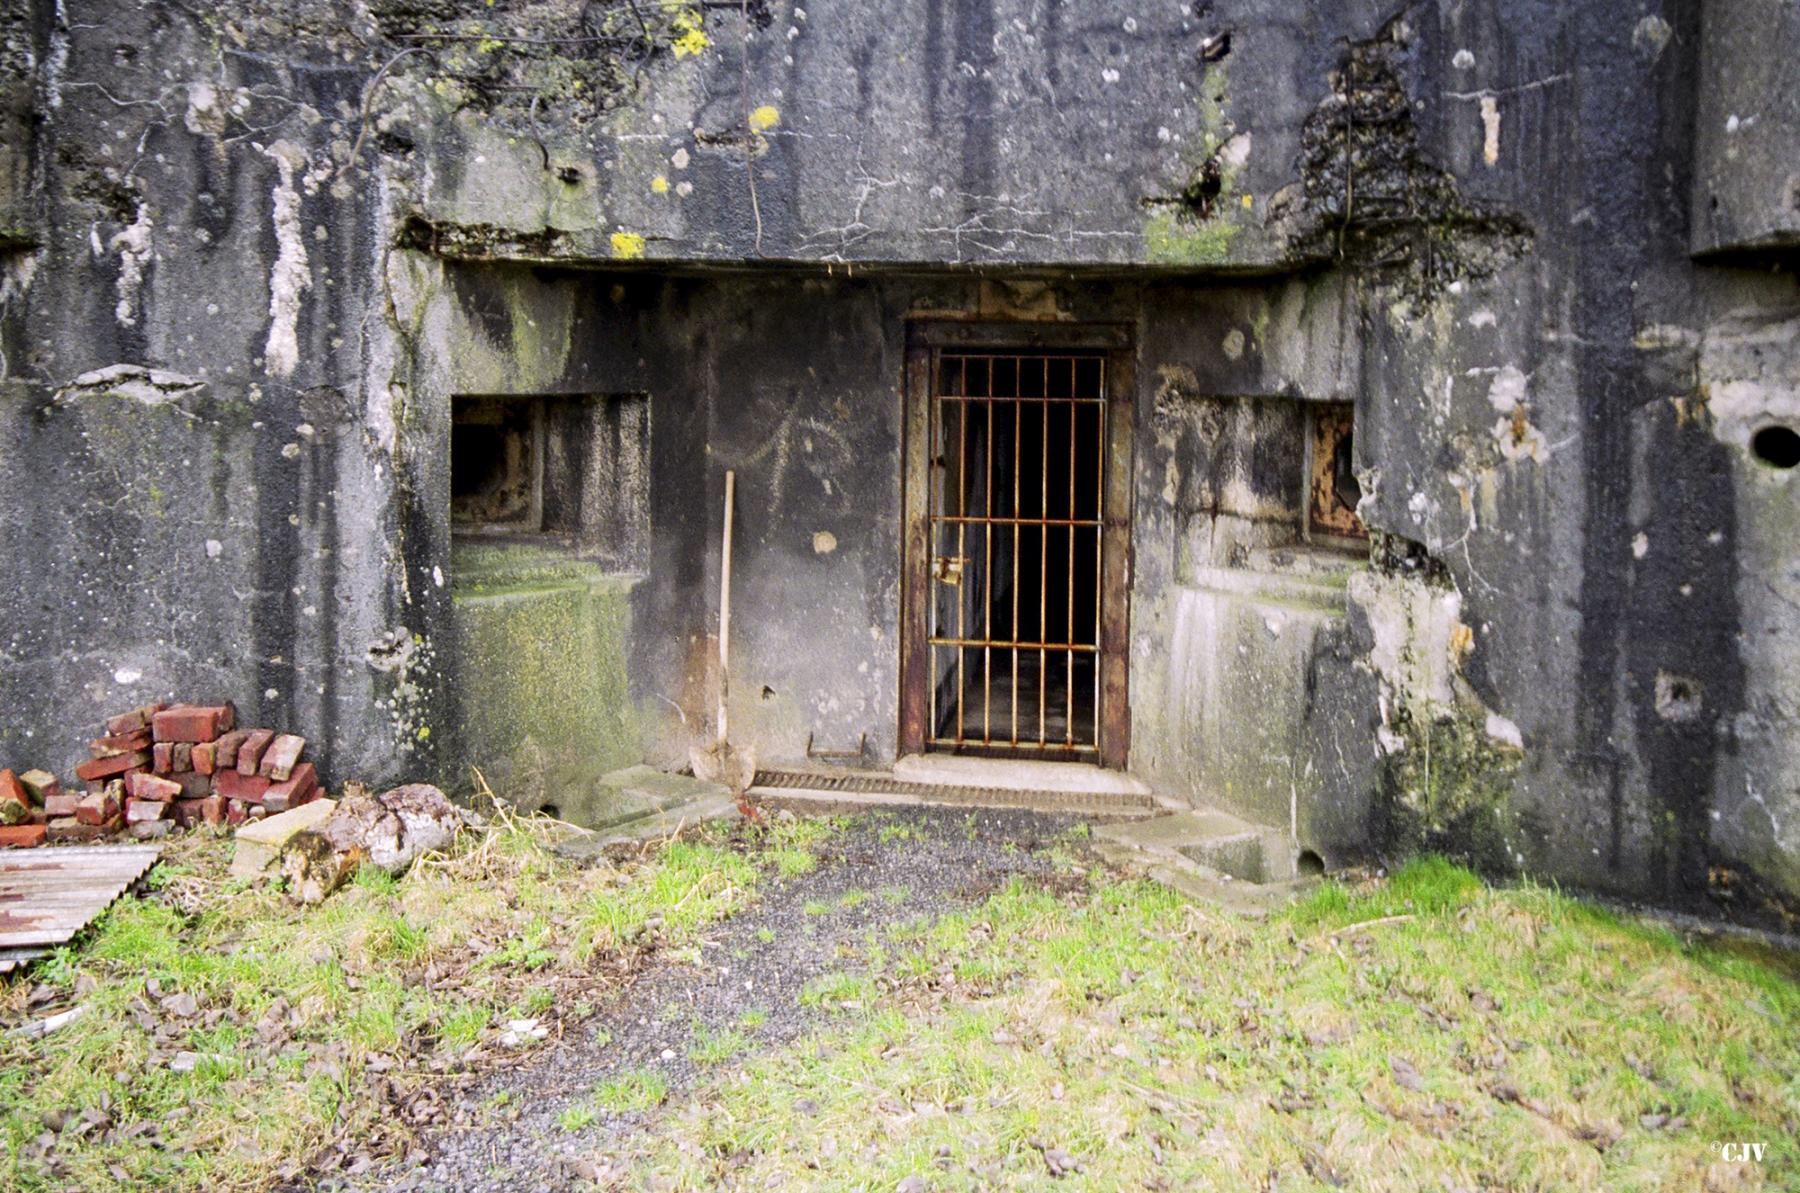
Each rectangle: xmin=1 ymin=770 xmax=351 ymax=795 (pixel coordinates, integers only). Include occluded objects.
xmin=899 ymin=320 xmax=1134 ymax=769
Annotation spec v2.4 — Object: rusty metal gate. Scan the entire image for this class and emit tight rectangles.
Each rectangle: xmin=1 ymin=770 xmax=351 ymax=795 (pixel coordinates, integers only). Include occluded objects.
xmin=900 ymin=323 xmax=1134 ymax=767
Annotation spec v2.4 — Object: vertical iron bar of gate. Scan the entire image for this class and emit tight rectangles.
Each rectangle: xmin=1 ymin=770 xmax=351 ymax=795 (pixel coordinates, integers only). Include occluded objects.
xmin=1012 ymin=365 xmax=1022 ymax=745
xmin=1095 ymin=360 xmax=1107 ymax=751
xmin=1066 ymin=363 xmax=1076 ymax=746
xmin=955 ymin=356 xmax=967 ymax=746
xmin=1044 ymin=356 xmax=1051 ymax=748
xmin=927 ymin=349 xmax=938 ymax=746
xmin=986 ymin=354 xmax=1000 ymax=748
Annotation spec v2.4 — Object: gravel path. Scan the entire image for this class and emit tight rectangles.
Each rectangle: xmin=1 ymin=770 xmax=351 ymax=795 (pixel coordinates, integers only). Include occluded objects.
xmin=379 ymin=806 xmax=1095 ymax=1192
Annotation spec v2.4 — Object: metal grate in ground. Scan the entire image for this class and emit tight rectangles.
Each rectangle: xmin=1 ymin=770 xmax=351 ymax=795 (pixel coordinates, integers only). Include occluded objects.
xmin=751 ymin=769 xmax=1158 ymax=816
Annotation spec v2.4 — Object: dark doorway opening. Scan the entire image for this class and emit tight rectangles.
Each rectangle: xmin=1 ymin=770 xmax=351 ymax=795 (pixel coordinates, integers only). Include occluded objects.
xmin=926 ymin=352 xmax=1106 ymax=758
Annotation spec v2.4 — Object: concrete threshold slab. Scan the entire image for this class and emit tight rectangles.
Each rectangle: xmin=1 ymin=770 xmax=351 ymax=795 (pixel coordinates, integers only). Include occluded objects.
xmin=749 ymin=781 xmax=1155 ymax=819
xmin=893 ymin=754 xmax=1153 ymax=797
xmin=552 ymin=791 xmax=741 ymax=864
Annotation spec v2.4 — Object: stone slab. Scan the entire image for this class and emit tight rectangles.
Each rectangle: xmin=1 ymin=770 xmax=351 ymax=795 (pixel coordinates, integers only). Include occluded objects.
xmin=229 ymin=797 xmax=337 ymax=878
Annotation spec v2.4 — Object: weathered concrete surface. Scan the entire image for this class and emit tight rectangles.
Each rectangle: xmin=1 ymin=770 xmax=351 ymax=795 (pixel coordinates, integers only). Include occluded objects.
xmin=0 ymin=0 xmax=1796 ymax=925
xmin=449 ymin=542 xmax=641 ymax=818
xmin=1691 ymin=0 xmax=1800 ymax=255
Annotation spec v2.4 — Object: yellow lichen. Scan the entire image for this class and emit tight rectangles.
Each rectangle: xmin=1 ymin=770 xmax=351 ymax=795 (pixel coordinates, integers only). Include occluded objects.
xmin=651 ymin=175 xmax=670 ymax=194
xmin=670 ymin=9 xmax=710 ymax=57
xmin=749 ymin=105 xmax=781 ymax=133
xmin=610 ymin=231 xmax=646 ymax=260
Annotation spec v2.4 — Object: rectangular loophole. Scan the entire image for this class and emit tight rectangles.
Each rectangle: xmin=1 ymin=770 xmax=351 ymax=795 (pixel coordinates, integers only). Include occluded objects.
xmin=451 ymin=393 xmax=650 ymax=569
xmin=1307 ymin=402 xmax=1366 ymax=540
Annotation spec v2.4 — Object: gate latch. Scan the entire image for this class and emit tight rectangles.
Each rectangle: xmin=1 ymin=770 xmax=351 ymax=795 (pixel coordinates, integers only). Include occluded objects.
xmin=933 ymin=554 xmax=967 ymax=585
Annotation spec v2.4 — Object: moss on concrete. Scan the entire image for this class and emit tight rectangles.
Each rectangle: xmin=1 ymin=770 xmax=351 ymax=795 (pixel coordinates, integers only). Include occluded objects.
xmin=1379 ymin=707 xmax=1521 ymax=875
xmin=451 ymin=542 xmax=642 ymax=823
xmin=1144 ymin=210 xmax=1241 ymax=266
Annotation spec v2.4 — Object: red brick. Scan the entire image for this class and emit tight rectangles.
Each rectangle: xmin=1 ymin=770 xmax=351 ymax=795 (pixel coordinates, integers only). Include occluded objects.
xmin=105 ymin=703 xmax=166 ymax=736
xmin=0 ymin=823 xmax=47 ymax=848
xmin=0 ymin=770 xmax=27 ymax=825
xmin=19 ymin=769 xmax=60 ymax=803
xmin=129 ymin=820 xmax=173 ymax=840
xmin=258 ymin=734 xmax=306 ymax=780
xmin=89 ymin=729 xmax=153 ymax=758
xmin=125 ymin=798 xmax=169 ymax=823
xmin=225 ymin=799 xmax=249 ymax=826
xmin=43 ymin=791 xmax=79 ymax=818
xmin=124 ymin=772 xmax=183 ymax=802
xmin=152 ymin=704 xmax=233 ymax=744
xmin=171 ymin=799 xmax=206 ymax=828
xmin=75 ymin=785 xmax=122 ymax=826
xmin=151 ymin=742 xmax=175 ymax=773
xmin=262 ymin=763 xmax=318 ymax=813
xmin=215 ymin=769 xmax=269 ymax=803
xmin=172 ymin=771 xmax=211 ymax=798
xmin=49 ymin=815 xmax=117 ymax=842
xmin=74 ymin=751 xmax=149 ymax=782
xmin=213 ymin=730 xmax=249 ymax=770
xmin=172 ymin=743 xmax=193 ymax=773
xmin=191 ymin=741 xmax=218 ymax=776
xmin=236 ymin=729 xmax=276 ymax=776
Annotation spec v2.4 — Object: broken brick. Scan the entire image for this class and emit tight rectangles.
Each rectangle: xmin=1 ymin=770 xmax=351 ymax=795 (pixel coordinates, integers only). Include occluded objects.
xmin=105 ymin=703 xmax=167 ymax=736
xmin=192 ymin=741 xmax=217 ymax=775
xmin=236 ymin=729 xmax=277 ymax=776
xmin=125 ymin=798 xmax=169 ymax=823
xmin=0 ymin=823 xmax=47 ymax=848
xmin=259 ymin=734 xmax=306 ymax=781
xmin=76 ymin=785 xmax=122 ymax=826
xmin=74 ymin=751 xmax=149 ymax=782
xmin=226 ymin=799 xmax=249 ymax=826
xmin=152 ymin=742 xmax=175 ymax=773
xmin=124 ymin=772 xmax=183 ymax=802
xmin=152 ymin=704 xmax=234 ymax=743
xmin=172 ymin=771 xmax=212 ymax=799
xmin=50 ymin=814 xmax=117 ymax=841
xmin=129 ymin=820 xmax=173 ymax=840
xmin=213 ymin=730 xmax=249 ymax=771
xmin=43 ymin=791 xmax=79 ymax=818
xmin=215 ymin=769 xmax=269 ymax=803
xmin=19 ymin=769 xmax=60 ymax=803
xmin=89 ymin=729 xmax=153 ymax=758
xmin=172 ymin=743 xmax=193 ymax=772
xmin=0 ymin=770 xmax=27 ymax=825
xmin=262 ymin=763 xmax=318 ymax=813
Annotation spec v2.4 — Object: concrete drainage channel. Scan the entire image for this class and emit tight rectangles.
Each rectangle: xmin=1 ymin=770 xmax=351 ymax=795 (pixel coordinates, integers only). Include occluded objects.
xmin=750 ymin=768 xmax=1162 ymax=817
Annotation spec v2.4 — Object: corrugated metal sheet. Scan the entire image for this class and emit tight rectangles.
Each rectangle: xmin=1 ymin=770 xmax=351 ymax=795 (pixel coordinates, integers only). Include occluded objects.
xmin=0 ymin=844 xmax=163 ymax=972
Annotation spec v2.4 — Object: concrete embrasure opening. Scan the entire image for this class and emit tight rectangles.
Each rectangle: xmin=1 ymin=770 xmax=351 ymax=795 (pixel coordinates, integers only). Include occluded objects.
xmin=1750 ymin=424 xmax=1800 ymax=469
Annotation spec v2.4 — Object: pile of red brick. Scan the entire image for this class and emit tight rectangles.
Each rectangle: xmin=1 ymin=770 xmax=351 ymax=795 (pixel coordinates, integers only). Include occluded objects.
xmin=0 ymin=702 xmax=319 ymax=848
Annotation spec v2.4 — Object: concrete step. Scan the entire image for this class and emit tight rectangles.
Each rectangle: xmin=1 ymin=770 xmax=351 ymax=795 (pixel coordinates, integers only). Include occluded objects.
xmin=1092 ymin=808 xmax=1318 ymax=914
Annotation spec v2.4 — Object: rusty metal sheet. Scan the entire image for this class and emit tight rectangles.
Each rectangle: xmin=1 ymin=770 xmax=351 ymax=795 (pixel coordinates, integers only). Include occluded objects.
xmin=0 ymin=844 xmax=163 ymax=968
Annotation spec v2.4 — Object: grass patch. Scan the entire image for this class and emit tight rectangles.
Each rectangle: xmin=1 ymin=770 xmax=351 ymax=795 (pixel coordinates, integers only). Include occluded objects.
xmin=688 ymin=1025 xmax=750 ymax=1065
xmin=629 ymin=859 xmax=1800 ymax=1192
xmin=593 ymin=1068 xmax=669 ymax=1113
xmin=556 ymin=1103 xmax=597 ymax=1132
xmin=0 ymin=806 xmax=768 ymax=1191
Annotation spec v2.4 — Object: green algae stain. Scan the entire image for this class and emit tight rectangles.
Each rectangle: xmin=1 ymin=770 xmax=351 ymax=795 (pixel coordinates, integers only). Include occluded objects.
xmin=1145 ymin=210 xmax=1241 ymax=265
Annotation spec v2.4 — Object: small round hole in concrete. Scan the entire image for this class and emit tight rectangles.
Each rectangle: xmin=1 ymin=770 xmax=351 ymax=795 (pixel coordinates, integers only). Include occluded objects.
xmin=1751 ymin=425 xmax=1800 ymax=469
xmin=538 ymin=803 xmax=560 ymax=820
xmin=1297 ymin=849 xmax=1326 ymax=878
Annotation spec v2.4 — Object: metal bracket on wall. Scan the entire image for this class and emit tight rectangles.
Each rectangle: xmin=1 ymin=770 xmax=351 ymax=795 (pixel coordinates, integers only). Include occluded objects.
xmin=805 ymin=731 xmax=868 ymax=762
